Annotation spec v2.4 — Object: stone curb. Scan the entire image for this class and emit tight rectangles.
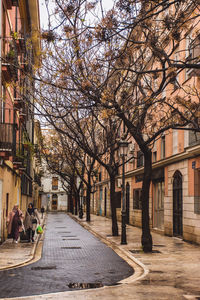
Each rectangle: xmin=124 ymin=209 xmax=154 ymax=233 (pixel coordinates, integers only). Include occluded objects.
xmin=69 ymin=213 xmax=149 ymax=284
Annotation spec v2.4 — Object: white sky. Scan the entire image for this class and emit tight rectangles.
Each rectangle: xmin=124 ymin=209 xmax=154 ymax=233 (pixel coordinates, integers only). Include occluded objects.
xmin=39 ymin=0 xmax=114 ymax=30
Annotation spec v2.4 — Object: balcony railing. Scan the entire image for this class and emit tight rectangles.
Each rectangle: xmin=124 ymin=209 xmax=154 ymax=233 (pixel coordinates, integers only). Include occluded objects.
xmin=0 ymin=123 xmax=15 ymax=152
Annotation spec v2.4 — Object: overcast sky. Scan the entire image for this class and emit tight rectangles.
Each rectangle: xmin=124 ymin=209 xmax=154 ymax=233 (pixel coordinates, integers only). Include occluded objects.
xmin=39 ymin=0 xmax=114 ymax=30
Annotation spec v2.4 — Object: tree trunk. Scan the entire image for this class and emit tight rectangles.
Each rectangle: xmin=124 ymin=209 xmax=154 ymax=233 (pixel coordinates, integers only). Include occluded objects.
xmin=68 ymin=191 xmax=74 ymax=214
xmin=110 ymin=174 xmax=119 ymax=236
xmin=86 ymin=185 xmax=91 ymax=222
xmin=74 ymin=192 xmax=78 ymax=215
xmin=141 ymin=149 xmax=153 ymax=252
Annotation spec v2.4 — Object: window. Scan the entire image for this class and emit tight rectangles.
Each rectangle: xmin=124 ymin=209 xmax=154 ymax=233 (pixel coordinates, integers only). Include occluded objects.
xmin=0 ymin=86 xmax=5 ymax=123
xmin=185 ymin=34 xmax=200 ymax=79
xmin=6 ymin=193 xmax=9 ymax=217
xmin=189 ymin=131 xmax=200 ymax=146
xmin=153 ymin=151 xmax=157 ymax=162
xmin=52 ymin=177 xmax=58 ymax=190
xmin=98 ymin=172 xmax=102 ymax=182
xmin=115 ymin=191 xmax=121 ymax=208
xmin=172 ymin=130 xmax=178 ymax=155
xmin=161 ymin=135 xmax=165 ymax=159
xmin=137 ymin=151 xmax=144 ymax=168
xmin=133 ymin=188 xmax=142 ymax=209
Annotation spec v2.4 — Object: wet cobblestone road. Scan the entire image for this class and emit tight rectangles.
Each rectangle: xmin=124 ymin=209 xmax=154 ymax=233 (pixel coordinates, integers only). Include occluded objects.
xmin=0 ymin=213 xmax=133 ymax=298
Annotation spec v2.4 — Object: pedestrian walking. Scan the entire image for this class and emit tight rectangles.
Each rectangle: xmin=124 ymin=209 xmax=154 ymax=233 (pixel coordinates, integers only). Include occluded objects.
xmin=7 ymin=204 xmax=23 ymax=243
xmin=41 ymin=206 xmax=45 ymax=219
xmin=24 ymin=203 xmax=40 ymax=243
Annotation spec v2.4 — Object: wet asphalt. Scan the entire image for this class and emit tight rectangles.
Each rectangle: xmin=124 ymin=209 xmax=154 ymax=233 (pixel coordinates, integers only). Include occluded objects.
xmin=0 ymin=213 xmax=133 ymax=298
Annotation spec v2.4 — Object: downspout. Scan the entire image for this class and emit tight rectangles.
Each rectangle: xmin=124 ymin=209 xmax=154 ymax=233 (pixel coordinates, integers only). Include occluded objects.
xmin=0 ymin=0 xmax=2 ymax=243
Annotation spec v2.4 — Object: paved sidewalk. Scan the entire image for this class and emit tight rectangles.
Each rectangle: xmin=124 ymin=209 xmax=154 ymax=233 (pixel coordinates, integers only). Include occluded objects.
xmin=0 ymin=213 xmax=200 ymax=300
xmin=0 ymin=213 xmax=45 ymax=270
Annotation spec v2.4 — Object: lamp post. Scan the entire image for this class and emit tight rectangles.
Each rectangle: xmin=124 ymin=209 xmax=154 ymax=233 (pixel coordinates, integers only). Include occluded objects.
xmin=79 ymin=189 xmax=83 ymax=219
xmin=119 ymin=138 xmax=129 ymax=245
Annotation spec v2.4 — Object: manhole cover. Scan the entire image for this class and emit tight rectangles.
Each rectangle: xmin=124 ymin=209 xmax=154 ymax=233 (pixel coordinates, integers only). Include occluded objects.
xmin=68 ymin=283 xmax=103 ymax=289
xmin=31 ymin=265 xmax=57 ymax=270
xmin=61 ymin=247 xmax=82 ymax=249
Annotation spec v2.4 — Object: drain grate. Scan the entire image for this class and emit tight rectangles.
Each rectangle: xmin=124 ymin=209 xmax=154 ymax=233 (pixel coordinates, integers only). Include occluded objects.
xmin=153 ymin=244 xmax=165 ymax=247
xmin=68 ymin=282 xmax=103 ymax=289
xmin=31 ymin=265 xmax=57 ymax=270
xmin=150 ymin=270 xmax=164 ymax=273
xmin=62 ymin=238 xmax=80 ymax=240
xmin=55 ymin=227 xmax=66 ymax=229
xmin=61 ymin=235 xmax=77 ymax=237
xmin=130 ymin=249 xmax=161 ymax=254
xmin=61 ymin=246 xmax=81 ymax=249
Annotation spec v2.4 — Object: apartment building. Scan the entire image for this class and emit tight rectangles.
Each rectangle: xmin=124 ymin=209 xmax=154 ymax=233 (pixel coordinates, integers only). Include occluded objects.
xmin=90 ymin=4 xmax=200 ymax=245
xmin=0 ymin=0 xmax=40 ymax=242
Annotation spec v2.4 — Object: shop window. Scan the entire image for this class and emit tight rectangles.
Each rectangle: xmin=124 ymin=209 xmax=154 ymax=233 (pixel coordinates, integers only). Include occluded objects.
xmin=133 ymin=188 xmax=142 ymax=209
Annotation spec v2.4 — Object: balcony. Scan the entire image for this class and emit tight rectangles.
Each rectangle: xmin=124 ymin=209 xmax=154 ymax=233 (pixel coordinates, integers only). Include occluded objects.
xmin=14 ymin=98 xmax=23 ymax=110
xmin=2 ymin=38 xmax=19 ymax=82
xmin=7 ymin=0 xmax=12 ymax=9
xmin=7 ymin=0 xmax=18 ymax=9
xmin=0 ymin=123 xmax=15 ymax=158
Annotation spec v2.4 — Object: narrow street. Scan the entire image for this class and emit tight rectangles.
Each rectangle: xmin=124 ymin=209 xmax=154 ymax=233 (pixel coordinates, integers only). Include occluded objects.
xmin=0 ymin=213 xmax=133 ymax=298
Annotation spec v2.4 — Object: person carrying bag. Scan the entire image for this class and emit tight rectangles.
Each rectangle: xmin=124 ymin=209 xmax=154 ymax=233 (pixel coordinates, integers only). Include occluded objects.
xmin=24 ymin=203 xmax=40 ymax=243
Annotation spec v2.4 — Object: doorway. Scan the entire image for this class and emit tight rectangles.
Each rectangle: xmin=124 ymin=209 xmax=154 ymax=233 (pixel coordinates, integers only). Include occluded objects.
xmin=104 ymin=187 xmax=107 ymax=216
xmin=99 ymin=188 xmax=103 ymax=215
xmin=173 ymin=171 xmax=183 ymax=237
xmin=52 ymin=194 xmax=58 ymax=210
xmin=153 ymin=181 xmax=164 ymax=230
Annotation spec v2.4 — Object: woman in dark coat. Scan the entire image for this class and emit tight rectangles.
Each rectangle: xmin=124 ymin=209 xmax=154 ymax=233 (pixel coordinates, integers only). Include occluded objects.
xmin=7 ymin=204 xmax=23 ymax=243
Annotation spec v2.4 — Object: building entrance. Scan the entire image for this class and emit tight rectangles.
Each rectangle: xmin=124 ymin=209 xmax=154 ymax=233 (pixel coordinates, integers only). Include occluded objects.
xmin=52 ymin=194 xmax=58 ymax=210
xmin=173 ymin=171 xmax=183 ymax=237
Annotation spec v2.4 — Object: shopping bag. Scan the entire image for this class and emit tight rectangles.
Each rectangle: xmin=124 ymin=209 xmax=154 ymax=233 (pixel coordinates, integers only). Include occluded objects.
xmin=36 ymin=225 xmax=43 ymax=234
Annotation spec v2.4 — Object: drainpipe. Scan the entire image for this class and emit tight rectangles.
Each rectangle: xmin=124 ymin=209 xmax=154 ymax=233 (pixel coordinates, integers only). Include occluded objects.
xmin=0 ymin=0 xmax=2 ymax=243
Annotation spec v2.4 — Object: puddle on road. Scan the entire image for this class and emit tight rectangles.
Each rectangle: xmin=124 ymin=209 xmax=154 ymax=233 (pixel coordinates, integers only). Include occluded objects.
xmin=31 ymin=265 xmax=57 ymax=270
xmin=68 ymin=282 xmax=103 ymax=289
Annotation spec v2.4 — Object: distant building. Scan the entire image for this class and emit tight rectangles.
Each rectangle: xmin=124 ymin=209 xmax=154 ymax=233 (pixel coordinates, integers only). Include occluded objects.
xmin=40 ymin=162 xmax=68 ymax=212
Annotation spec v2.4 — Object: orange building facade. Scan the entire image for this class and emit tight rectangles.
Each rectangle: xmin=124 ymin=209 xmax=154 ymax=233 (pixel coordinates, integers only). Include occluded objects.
xmin=90 ymin=7 xmax=200 ymax=245
xmin=0 ymin=0 xmax=40 ymax=242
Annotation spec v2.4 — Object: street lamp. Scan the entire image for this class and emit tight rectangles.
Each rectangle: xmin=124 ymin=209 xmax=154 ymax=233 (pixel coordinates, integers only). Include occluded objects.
xmin=79 ymin=189 xmax=83 ymax=219
xmin=119 ymin=138 xmax=129 ymax=245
